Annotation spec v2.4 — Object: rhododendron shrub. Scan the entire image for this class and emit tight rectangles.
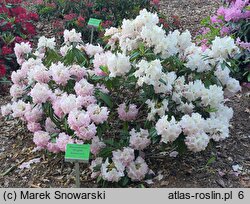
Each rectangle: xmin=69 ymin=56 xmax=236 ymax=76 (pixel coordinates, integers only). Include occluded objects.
xmin=196 ymin=0 xmax=250 ymax=83
xmin=1 ymin=10 xmax=241 ymax=186
xmin=33 ymin=0 xmax=176 ymax=44
xmin=0 ymin=0 xmax=38 ymax=84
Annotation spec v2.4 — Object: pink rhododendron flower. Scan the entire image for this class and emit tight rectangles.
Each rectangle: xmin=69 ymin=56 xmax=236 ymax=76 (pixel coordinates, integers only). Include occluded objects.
xmin=28 ymin=64 xmax=50 ymax=83
xmin=112 ymin=147 xmax=134 ymax=168
xmin=45 ymin=118 xmax=60 ymax=133
xmin=68 ymin=110 xmax=91 ymax=131
xmin=101 ymin=158 xmax=124 ymax=182
xmin=47 ymin=142 xmax=60 ymax=153
xmin=89 ymin=157 xmax=103 ymax=178
xmin=185 ymin=131 xmax=210 ymax=152
xmin=1 ymin=104 xmax=12 ymax=116
xmin=10 ymin=84 xmax=25 ymax=100
xmin=11 ymin=69 xmax=28 ymax=86
xmin=30 ymin=83 xmax=52 ymax=104
xmin=27 ymin=122 xmax=42 ymax=132
xmin=129 ymin=128 xmax=151 ymax=150
xmin=14 ymin=42 xmax=32 ymax=65
xmin=70 ymin=64 xmax=86 ymax=81
xmin=76 ymin=123 xmax=97 ymax=140
xmin=11 ymin=100 xmax=29 ymax=119
xmin=96 ymin=84 xmax=109 ymax=94
xmin=90 ymin=136 xmax=106 ymax=155
xmin=76 ymin=95 xmax=97 ymax=108
xmin=63 ymin=29 xmax=82 ymax=44
xmin=52 ymin=98 xmax=64 ymax=118
xmin=33 ymin=131 xmax=50 ymax=148
xmin=59 ymin=94 xmax=80 ymax=114
xmin=127 ymin=156 xmax=149 ymax=181
xmin=50 ymin=62 xmax=71 ymax=85
xmin=117 ymin=103 xmax=138 ymax=121
xmin=87 ymin=104 xmax=109 ymax=124
xmin=24 ymin=105 xmax=43 ymax=123
xmin=74 ymin=78 xmax=94 ymax=97
xmin=84 ymin=43 xmax=104 ymax=57
xmin=56 ymin=133 xmax=74 ymax=151
xmin=93 ymin=52 xmax=112 ymax=76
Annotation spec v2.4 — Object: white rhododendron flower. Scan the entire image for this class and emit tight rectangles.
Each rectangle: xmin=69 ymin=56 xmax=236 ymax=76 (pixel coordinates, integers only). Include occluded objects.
xmin=156 ymin=116 xmax=182 ymax=144
xmin=63 ymin=29 xmax=82 ymax=44
xmin=37 ymin=36 xmax=56 ymax=50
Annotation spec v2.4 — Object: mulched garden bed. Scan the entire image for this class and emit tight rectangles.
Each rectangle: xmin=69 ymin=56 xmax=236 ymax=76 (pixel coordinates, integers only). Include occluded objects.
xmin=0 ymin=0 xmax=249 ymax=188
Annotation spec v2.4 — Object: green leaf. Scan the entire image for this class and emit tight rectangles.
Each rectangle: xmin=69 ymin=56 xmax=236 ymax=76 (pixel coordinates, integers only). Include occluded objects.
xmin=205 ymin=107 xmax=218 ymax=113
xmin=119 ymin=176 xmax=130 ymax=187
xmin=93 ymin=164 xmax=102 ymax=172
xmin=206 ymin=155 xmax=216 ymax=166
xmin=97 ymin=147 xmax=115 ymax=158
xmin=149 ymin=128 xmax=159 ymax=144
xmin=98 ymin=92 xmax=113 ymax=108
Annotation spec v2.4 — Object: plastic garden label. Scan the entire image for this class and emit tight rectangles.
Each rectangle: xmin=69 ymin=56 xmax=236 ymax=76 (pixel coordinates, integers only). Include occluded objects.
xmin=88 ymin=18 xmax=102 ymax=27
xmin=65 ymin=144 xmax=90 ymax=163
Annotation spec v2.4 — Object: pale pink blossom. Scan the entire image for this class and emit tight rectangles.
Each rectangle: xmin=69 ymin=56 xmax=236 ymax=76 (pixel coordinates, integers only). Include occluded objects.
xmin=56 ymin=133 xmax=74 ymax=152
xmin=127 ymin=156 xmax=149 ymax=181
xmin=1 ymin=104 xmax=12 ymax=116
xmin=185 ymin=131 xmax=210 ymax=152
xmin=47 ymin=142 xmax=60 ymax=153
xmin=11 ymin=69 xmax=28 ymax=86
xmin=21 ymin=58 xmax=42 ymax=73
xmin=76 ymin=123 xmax=97 ymax=140
xmin=10 ymin=84 xmax=25 ymax=100
xmin=70 ymin=64 xmax=87 ymax=81
xmin=59 ymin=94 xmax=80 ymax=114
xmin=28 ymin=64 xmax=50 ymax=83
xmin=74 ymin=79 xmax=94 ymax=97
xmin=33 ymin=131 xmax=50 ymax=148
xmin=87 ymin=104 xmax=109 ymax=124
xmin=50 ymin=62 xmax=71 ymax=86
xmin=96 ymin=84 xmax=109 ymax=94
xmin=24 ymin=105 xmax=43 ymax=123
xmin=63 ymin=29 xmax=82 ymax=44
xmin=101 ymin=158 xmax=124 ymax=182
xmin=52 ymin=98 xmax=64 ymax=118
xmin=68 ymin=110 xmax=91 ymax=131
xmin=93 ymin=52 xmax=112 ymax=76
xmin=129 ymin=128 xmax=151 ymax=150
xmin=76 ymin=95 xmax=97 ymax=108
xmin=117 ymin=103 xmax=138 ymax=121
xmin=112 ymin=147 xmax=134 ymax=168
xmin=27 ymin=122 xmax=42 ymax=132
xmin=84 ymin=43 xmax=104 ymax=57
xmin=11 ymin=100 xmax=29 ymax=119
xmin=14 ymin=42 xmax=32 ymax=65
xmin=45 ymin=118 xmax=60 ymax=133
xmin=30 ymin=83 xmax=52 ymax=104
xmin=90 ymin=136 xmax=106 ymax=155
xmin=89 ymin=157 xmax=103 ymax=178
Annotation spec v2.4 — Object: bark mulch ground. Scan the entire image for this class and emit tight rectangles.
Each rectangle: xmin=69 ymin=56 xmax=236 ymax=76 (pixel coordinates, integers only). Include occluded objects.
xmin=0 ymin=0 xmax=249 ymax=188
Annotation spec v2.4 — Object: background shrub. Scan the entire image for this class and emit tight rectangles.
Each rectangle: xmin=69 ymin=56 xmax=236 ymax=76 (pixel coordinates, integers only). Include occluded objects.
xmin=196 ymin=0 xmax=250 ymax=83
xmin=0 ymin=0 xmax=38 ymax=85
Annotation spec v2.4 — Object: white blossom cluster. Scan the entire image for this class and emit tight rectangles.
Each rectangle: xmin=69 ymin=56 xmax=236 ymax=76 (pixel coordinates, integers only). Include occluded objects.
xmin=105 ymin=9 xmax=241 ymax=152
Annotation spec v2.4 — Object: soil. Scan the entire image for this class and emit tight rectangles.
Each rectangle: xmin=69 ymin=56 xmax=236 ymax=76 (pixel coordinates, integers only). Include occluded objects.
xmin=0 ymin=0 xmax=249 ymax=188
xmin=160 ymin=0 xmax=223 ymax=34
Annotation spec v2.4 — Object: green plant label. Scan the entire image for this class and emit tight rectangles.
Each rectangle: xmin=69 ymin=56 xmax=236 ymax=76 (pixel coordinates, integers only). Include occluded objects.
xmin=65 ymin=144 xmax=90 ymax=163
xmin=88 ymin=18 xmax=102 ymax=27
